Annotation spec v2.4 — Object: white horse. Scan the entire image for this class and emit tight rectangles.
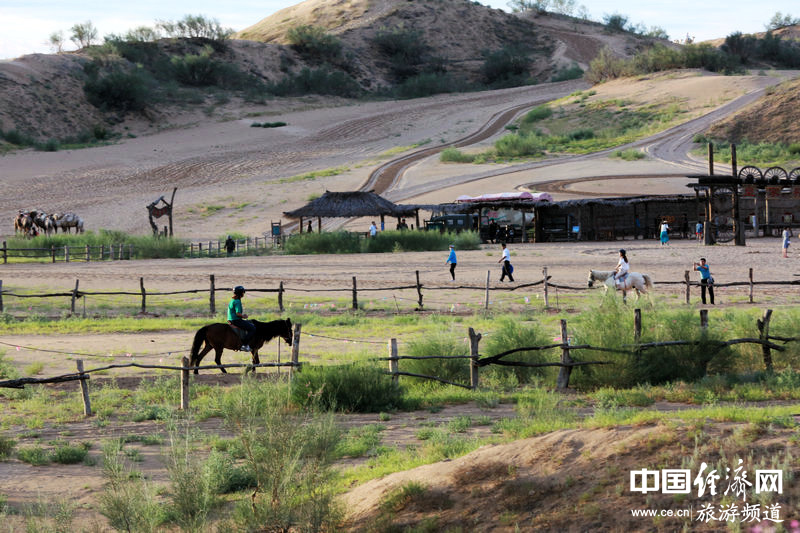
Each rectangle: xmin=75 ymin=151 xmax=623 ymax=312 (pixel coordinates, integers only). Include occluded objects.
xmin=587 ymin=270 xmax=654 ymax=302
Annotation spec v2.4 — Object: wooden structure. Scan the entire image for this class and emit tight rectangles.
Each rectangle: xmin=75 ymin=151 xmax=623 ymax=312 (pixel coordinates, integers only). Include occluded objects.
xmin=283 ymin=191 xmax=412 ymax=233
xmin=147 ymin=187 xmax=176 ymax=237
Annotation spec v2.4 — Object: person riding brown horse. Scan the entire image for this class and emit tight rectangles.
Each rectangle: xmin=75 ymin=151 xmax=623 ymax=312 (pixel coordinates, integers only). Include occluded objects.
xmin=189 ymin=318 xmax=293 ymax=374
xmin=228 ymin=285 xmax=255 ymax=351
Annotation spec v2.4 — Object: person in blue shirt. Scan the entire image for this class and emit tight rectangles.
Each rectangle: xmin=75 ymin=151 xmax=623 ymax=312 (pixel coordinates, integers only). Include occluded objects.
xmin=228 ymin=285 xmax=255 ymax=351
xmin=693 ymin=258 xmax=714 ymax=305
xmin=446 ymin=244 xmax=457 ymax=281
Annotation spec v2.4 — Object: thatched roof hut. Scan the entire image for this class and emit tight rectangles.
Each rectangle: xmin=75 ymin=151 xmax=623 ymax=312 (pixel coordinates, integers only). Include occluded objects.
xmin=283 ymin=191 xmax=414 ymax=233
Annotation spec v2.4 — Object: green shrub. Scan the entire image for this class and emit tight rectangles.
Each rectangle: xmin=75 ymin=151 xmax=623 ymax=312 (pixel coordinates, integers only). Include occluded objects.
xmin=84 ymin=67 xmax=151 ymax=112
xmin=395 ymin=72 xmax=457 ymax=98
xmin=17 ymin=445 xmax=50 ymax=466
xmin=362 ymin=230 xmax=481 ymax=253
xmin=522 ymin=105 xmax=552 ymax=123
xmin=250 ymin=121 xmax=287 ymax=128
xmin=373 ymin=25 xmax=427 ymax=81
xmin=440 ymin=147 xmax=476 ymax=163
xmin=567 ymin=128 xmax=595 ymax=141
xmin=788 ymin=143 xmax=800 ymax=155
xmin=612 ymin=149 xmax=646 ymax=161
xmin=0 ymin=435 xmax=15 ymax=460
xmin=481 ymin=45 xmax=531 ymax=87
xmin=494 ymin=132 xmax=545 ymax=158
xmin=269 ymin=67 xmax=361 ymax=97
xmin=551 ymin=62 xmax=584 ymax=82
xmin=171 ymin=49 xmax=221 ymax=86
xmin=165 ymin=427 xmax=218 ymax=532
xmin=292 ymin=363 xmax=404 ymax=412
xmin=287 ymin=25 xmax=342 ymax=62
xmin=483 ymin=318 xmax=554 ymax=384
xmin=51 ymin=442 xmax=89 ymax=464
xmin=284 ymin=231 xmax=362 ymax=254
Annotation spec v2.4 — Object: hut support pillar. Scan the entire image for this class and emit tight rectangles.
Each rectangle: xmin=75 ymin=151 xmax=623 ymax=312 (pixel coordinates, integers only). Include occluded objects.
xmin=521 ymin=211 xmax=526 ymax=243
xmin=299 ymin=217 xmax=304 ymax=234
xmin=414 ymin=209 xmax=420 ymax=231
xmin=704 ymin=189 xmax=714 ymax=245
xmin=318 ymin=217 xmax=322 ymax=233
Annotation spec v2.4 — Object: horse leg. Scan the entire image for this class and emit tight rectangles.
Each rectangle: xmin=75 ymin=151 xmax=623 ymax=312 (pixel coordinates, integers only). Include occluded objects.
xmin=214 ymin=347 xmax=227 ymax=373
xmin=192 ymin=344 xmax=213 ymax=375
xmin=246 ymin=350 xmax=260 ymax=375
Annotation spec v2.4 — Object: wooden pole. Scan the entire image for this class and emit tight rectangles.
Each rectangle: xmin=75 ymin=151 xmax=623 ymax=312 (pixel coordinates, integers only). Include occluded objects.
xmin=556 ymin=319 xmax=573 ymax=390
xmin=169 ymin=187 xmax=176 ymax=237
xmin=0 ymin=280 xmax=3 ymax=313
xmin=700 ymin=309 xmax=708 ymax=329
xmin=543 ymin=267 xmax=549 ymax=308
xmin=352 ymin=276 xmax=358 ymax=310
xmin=65 ymin=245 xmax=69 ymax=263
xmin=468 ymin=327 xmax=481 ymax=390
xmin=85 ymin=244 xmax=90 ymax=262
xmin=209 ymin=275 xmax=216 ymax=316
xmin=278 ymin=281 xmax=284 ymax=312
xmin=634 ymin=308 xmax=642 ymax=361
xmin=484 ymin=270 xmax=490 ymax=310
xmin=684 ymin=270 xmax=691 ymax=304
xmin=100 ymin=244 xmax=105 ymax=261
xmin=290 ymin=323 xmax=302 ymax=381
xmin=140 ymin=277 xmax=146 ymax=314
xmin=749 ymin=268 xmax=754 ymax=303
xmin=76 ymin=360 xmax=92 ymax=417
xmin=180 ymin=356 xmax=190 ymax=410
xmin=129 ymin=244 xmax=133 ymax=260
xmin=1 ymin=241 xmax=5 ymax=264
xmin=415 ymin=270 xmax=423 ymax=310
xmin=707 ymin=142 xmax=714 ymax=175
xmin=757 ymin=309 xmax=773 ymax=373
xmin=71 ymin=279 xmax=79 ymax=314
xmin=389 ymin=338 xmax=399 ymax=386
xmin=51 ymin=245 xmax=55 ymax=263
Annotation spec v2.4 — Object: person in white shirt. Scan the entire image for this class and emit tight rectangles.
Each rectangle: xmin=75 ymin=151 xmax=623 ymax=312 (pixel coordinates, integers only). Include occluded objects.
xmin=660 ymin=220 xmax=670 ymax=246
xmin=498 ymin=243 xmax=514 ymax=282
xmin=614 ymin=249 xmax=629 ymax=289
xmin=369 ymin=221 xmax=377 ymax=237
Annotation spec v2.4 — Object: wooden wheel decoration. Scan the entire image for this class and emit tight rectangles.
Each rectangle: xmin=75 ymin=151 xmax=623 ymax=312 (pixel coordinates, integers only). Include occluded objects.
xmin=738 ymin=166 xmax=762 ymax=180
xmin=789 ymin=167 xmax=800 ymax=180
xmin=763 ymin=166 xmax=788 ymax=180
xmin=711 ymin=186 xmax=735 ymax=243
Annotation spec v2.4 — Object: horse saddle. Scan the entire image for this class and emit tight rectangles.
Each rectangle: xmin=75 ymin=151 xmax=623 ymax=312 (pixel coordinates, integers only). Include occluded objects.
xmin=228 ymin=321 xmax=250 ymax=341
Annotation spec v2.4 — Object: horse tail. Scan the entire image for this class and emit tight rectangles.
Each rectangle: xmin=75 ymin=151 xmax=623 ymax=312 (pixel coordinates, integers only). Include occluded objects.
xmin=643 ymin=274 xmax=654 ymax=290
xmin=190 ymin=326 xmax=209 ymax=362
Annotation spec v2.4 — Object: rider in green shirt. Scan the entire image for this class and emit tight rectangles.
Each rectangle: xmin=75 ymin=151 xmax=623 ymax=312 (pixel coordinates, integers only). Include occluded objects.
xmin=228 ymin=286 xmax=255 ymax=351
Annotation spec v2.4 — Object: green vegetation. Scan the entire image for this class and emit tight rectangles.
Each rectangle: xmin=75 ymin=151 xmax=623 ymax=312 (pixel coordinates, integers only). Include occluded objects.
xmin=0 ymin=435 xmax=15 ymax=460
xmin=373 ymin=24 xmax=428 ymax=82
xmin=287 ymin=25 xmax=343 ymax=62
xmin=5 ymin=230 xmax=186 ymax=261
xmin=551 ymin=62 xmax=584 ymax=82
xmin=283 ymin=230 xmax=481 ymax=255
xmin=612 ymin=148 xmax=646 ymax=160
xmin=439 ymin=147 xmax=477 ymax=163
xmin=481 ymin=45 xmax=533 ymax=88
xmin=292 ymin=363 xmax=405 ymax=412
xmin=268 ymin=66 xmax=362 ymax=97
xmin=250 ymin=121 xmax=287 ymax=128
xmin=693 ymin=137 xmax=800 ymax=167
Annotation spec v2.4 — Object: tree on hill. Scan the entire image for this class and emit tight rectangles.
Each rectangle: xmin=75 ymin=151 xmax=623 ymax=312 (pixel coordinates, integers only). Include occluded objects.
xmin=48 ymin=31 xmax=65 ymax=53
xmin=70 ymin=21 xmax=98 ymax=49
xmin=766 ymin=12 xmax=800 ymax=30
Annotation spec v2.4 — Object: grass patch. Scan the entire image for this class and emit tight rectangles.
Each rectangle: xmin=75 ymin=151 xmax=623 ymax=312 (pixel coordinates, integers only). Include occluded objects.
xmin=612 ymin=149 xmax=646 ymax=160
xmin=274 ymin=165 xmax=349 ymax=184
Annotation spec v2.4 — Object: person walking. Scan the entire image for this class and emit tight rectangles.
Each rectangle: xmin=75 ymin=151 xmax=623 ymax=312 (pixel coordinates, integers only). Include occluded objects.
xmin=224 ymin=235 xmax=235 ymax=256
xmin=613 ymin=249 xmax=629 ymax=289
xmin=782 ymin=227 xmax=792 ymax=258
xmin=693 ymin=258 xmax=715 ymax=305
xmin=228 ymin=286 xmax=255 ymax=351
xmin=445 ymin=244 xmax=457 ymax=281
xmin=695 ymin=221 xmax=703 ymax=241
xmin=660 ymin=220 xmax=670 ymax=246
xmin=498 ymin=243 xmax=514 ymax=282
xmin=369 ymin=221 xmax=378 ymax=237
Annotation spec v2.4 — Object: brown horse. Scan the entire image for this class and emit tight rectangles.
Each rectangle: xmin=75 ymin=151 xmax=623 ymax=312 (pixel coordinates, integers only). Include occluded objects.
xmin=189 ymin=318 xmax=293 ymax=374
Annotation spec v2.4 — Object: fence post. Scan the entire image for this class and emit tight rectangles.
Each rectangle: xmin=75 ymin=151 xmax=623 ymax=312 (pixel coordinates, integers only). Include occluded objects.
xmin=0 ymin=280 xmax=3 ymax=313
xmin=140 ymin=277 xmax=146 ymax=314
xmin=749 ymin=268 xmax=754 ymax=303
xmin=468 ymin=327 xmax=481 ymax=390
xmin=181 ymin=356 xmax=190 ymax=410
xmin=209 ymin=275 xmax=216 ymax=316
xmin=290 ymin=323 xmax=302 ymax=381
xmin=208 ymin=241 xmax=212 ymax=257
xmin=543 ymin=267 xmax=549 ymax=308
xmin=246 ymin=237 xmax=250 ymax=253
xmin=556 ymin=319 xmax=573 ymax=390
xmin=1 ymin=241 xmax=5 ymax=264
xmin=71 ymin=279 xmax=79 ymax=314
xmin=128 ymin=244 xmax=133 ymax=260
xmin=100 ymin=244 xmax=105 ymax=261
xmin=389 ymin=338 xmax=399 ymax=386
xmin=699 ymin=309 xmax=708 ymax=329
xmin=278 ymin=281 xmax=284 ymax=312
xmin=65 ymin=245 xmax=69 ymax=263
xmin=85 ymin=244 xmax=90 ymax=262
xmin=757 ymin=309 xmax=773 ymax=373
xmin=684 ymin=270 xmax=691 ymax=304
xmin=484 ymin=270 xmax=490 ymax=310
xmin=415 ymin=270 xmax=423 ymax=310
xmin=352 ymin=276 xmax=358 ymax=310
xmin=634 ymin=308 xmax=642 ymax=360
xmin=76 ymin=360 xmax=92 ymax=417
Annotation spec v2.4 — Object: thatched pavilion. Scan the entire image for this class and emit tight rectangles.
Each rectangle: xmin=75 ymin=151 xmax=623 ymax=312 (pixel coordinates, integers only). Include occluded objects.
xmin=283 ymin=191 xmax=412 ymax=233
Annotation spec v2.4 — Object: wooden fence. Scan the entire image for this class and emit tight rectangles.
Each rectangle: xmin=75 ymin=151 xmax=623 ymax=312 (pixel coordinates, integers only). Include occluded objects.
xmin=0 ymin=309 xmax=795 ymax=416
xmin=0 ymin=266 xmax=797 ymax=316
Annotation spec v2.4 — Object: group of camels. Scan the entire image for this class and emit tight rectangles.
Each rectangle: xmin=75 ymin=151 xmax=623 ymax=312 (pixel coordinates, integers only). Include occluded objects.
xmin=13 ymin=210 xmax=84 ymax=237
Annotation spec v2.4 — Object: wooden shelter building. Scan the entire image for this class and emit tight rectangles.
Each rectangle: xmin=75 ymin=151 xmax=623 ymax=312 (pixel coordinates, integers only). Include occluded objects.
xmin=283 ymin=191 xmax=414 ymax=233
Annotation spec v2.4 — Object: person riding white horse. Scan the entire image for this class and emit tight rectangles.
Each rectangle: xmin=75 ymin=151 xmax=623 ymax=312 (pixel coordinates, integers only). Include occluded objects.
xmin=588 ymin=266 xmax=654 ymax=302
xmin=614 ymin=249 xmax=629 ymax=289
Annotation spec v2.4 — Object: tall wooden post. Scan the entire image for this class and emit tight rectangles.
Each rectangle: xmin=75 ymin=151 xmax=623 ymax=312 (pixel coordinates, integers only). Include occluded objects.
xmin=415 ymin=270 xmax=423 ymax=310
xmin=1 ymin=241 xmax=5 ymax=264
xmin=71 ymin=279 xmax=79 ymax=314
xmin=700 ymin=309 xmax=708 ymax=329
xmin=749 ymin=268 xmax=754 ymax=303
xmin=180 ymin=356 xmax=190 ymax=410
xmin=543 ymin=267 xmax=549 ymax=308
xmin=484 ymin=270 xmax=490 ymax=310
xmin=468 ymin=327 xmax=481 ymax=390
xmin=76 ymin=360 xmax=91 ymax=417
xmin=757 ymin=309 xmax=773 ymax=373
xmin=168 ymin=187 xmax=176 ymax=237
xmin=278 ymin=281 xmax=285 ymax=312
xmin=556 ymin=319 xmax=573 ymax=390
xmin=209 ymin=275 xmax=216 ymax=316
xmin=707 ymin=143 xmax=714 ymax=175
xmin=140 ymin=277 xmax=146 ymax=314
xmin=634 ymin=308 xmax=642 ymax=361
xmin=684 ymin=270 xmax=691 ymax=304
xmin=65 ymin=245 xmax=69 ymax=263
xmin=352 ymin=276 xmax=358 ymax=310
xmin=290 ymin=323 xmax=302 ymax=381
xmin=389 ymin=338 xmax=399 ymax=386
xmin=0 ymin=280 xmax=3 ymax=313
xmin=85 ymin=244 xmax=90 ymax=262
